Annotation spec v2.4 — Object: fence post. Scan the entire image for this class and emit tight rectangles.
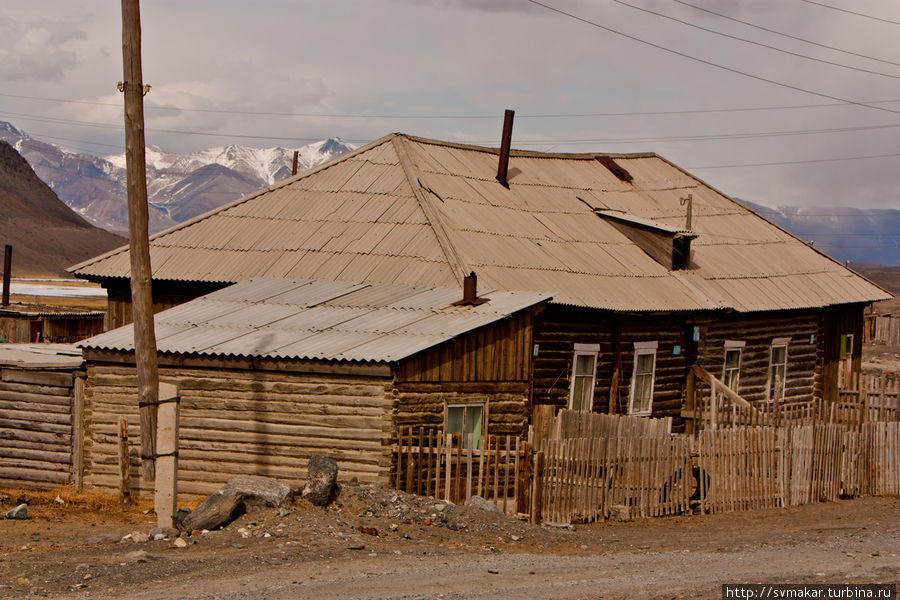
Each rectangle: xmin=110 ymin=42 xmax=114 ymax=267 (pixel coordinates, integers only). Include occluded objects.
xmin=154 ymin=383 xmax=178 ymax=529
xmin=118 ymin=417 xmax=131 ymax=505
xmin=530 ymin=450 xmax=544 ymax=525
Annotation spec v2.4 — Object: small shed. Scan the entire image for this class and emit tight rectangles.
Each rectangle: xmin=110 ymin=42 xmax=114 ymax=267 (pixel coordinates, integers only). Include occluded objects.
xmin=0 ymin=343 xmax=83 ymax=490
xmin=78 ymin=277 xmax=550 ymax=496
xmin=0 ymin=303 xmax=105 ymax=344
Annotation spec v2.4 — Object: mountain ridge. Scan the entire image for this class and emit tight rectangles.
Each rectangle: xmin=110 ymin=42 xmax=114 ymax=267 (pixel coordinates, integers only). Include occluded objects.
xmin=0 ymin=141 xmax=126 ymax=277
xmin=0 ymin=120 xmax=355 ymax=234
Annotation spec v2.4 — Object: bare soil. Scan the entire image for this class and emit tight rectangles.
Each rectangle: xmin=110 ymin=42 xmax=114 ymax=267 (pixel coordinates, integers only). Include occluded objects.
xmin=1 ymin=486 xmax=897 ymax=600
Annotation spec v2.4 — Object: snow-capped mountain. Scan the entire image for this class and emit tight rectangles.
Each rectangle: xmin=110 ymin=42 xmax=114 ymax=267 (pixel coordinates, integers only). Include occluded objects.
xmin=0 ymin=120 xmax=355 ymax=234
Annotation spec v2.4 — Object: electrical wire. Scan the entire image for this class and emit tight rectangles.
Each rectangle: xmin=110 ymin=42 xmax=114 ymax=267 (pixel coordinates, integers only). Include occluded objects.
xmin=689 ymin=152 xmax=900 ymax=169
xmin=672 ymin=0 xmax=900 ymax=68
xmin=797 ymin=0 xmax=900 ymax=26
xmin=2 ymin=91 xmax=900 ymax=120
xmin=525 ymin=0 xmax=900 ymax=116
xmin=610 ymin=0 xmax=900 ymax=80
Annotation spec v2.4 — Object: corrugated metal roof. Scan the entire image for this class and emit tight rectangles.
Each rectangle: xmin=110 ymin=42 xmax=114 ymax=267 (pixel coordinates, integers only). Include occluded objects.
xmin=79 ymin=278 xmax=551 ymax=363
xmin=69 ymin=134 xmax=890 ymax=311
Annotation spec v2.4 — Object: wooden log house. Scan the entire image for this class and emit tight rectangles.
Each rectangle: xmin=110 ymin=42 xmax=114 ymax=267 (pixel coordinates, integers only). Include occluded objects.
xmin=69 ymin=133 xmax=890 ymax=434
xmin=77 ymin=277 xmax=549 ymax=495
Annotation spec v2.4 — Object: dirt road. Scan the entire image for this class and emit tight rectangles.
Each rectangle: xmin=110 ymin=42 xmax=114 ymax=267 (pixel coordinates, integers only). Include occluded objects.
xmin=1 ymin=489 xmax=897 ymax=600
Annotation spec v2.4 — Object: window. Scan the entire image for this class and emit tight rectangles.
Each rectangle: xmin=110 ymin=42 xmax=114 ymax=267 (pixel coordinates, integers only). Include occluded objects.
xmin=447 ymin=403 xmax=484 ymax=449
xmin=840 ymin=334 xmax=854 ymax=361
xmin=767 ymin=338 xmax=789 ymax=402
xmin=629 ymin=341 xmax=658 ymax=416
xmin=722 ymin=340 xmax=745 ymax=391
xmin=569 ymin=344 xmax=599 ymax=412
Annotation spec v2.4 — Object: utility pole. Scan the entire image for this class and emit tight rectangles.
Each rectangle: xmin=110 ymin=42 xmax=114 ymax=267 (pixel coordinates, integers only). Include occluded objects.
xmin=120 ymin=0 xmax=159 ymax=484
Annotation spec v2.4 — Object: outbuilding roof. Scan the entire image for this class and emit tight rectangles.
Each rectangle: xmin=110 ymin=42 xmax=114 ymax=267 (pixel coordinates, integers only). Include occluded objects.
xmin=78 ymin=277 xmax=550 ymax=363
xmin=69 ymin=134 xmax=889 ymax=312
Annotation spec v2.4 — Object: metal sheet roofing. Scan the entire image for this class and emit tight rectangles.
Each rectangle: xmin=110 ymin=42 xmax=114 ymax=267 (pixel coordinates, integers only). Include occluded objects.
xmin=69 ymin=134 xmax=890 ymax=312
xmin=79 ymin=278 xmax=551 ymax=363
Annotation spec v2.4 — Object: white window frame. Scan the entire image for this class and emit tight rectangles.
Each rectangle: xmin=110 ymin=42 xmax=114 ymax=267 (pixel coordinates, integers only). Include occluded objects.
xmin=766 ymin=337 xmax=790 ymax=403
xmin=840 ymin=333 xmax=854 ymax=361
xmin=446 ymin=400 xmax=487 ymax=449
xmin=568 ymin=343 xmax=600 ymax=412
xmin=722 ymin=340 xmax=745 ymax=391
xmin=628 ymin=341 xmax=658 ymax=417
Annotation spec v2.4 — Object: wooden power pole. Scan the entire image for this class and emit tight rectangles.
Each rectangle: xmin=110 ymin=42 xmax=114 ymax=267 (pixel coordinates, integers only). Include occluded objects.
xmin=120 ymin=0 xmax=159 ymax=483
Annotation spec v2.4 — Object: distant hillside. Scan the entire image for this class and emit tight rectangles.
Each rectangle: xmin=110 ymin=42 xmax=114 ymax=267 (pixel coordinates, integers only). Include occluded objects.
xmin=0 ymin=120 xmax=355 ymax=234
xmin=0 ymin=141 xmax=125 ymax=277
xmin=738 ymin=199 xmax=900 ymax=267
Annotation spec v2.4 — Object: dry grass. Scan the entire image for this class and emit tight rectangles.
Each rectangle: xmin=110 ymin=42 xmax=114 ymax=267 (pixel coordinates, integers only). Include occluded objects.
xmin=1 ymin=486 xmax=153 ymax=515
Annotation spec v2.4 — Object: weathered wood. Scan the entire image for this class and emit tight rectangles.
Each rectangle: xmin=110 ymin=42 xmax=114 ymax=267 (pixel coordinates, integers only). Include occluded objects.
xmin=73 ymin=375 xmax=85 ymax=490
xmin=1 ymin=368 xmax=74 ymax=388
xmin=118 ymin=417 xmax=131 ymax=504
xmin=121 ymin=0 xmax=159 ymax=484
xmin=155 ymin=386 xmax=178 ymax=528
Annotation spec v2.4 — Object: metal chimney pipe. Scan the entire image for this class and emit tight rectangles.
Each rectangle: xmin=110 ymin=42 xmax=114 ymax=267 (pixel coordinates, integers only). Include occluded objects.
xmin=2 ymin=245 xmax=11 ymax=306
xmin=463 ymin=271 xmax=477 ymax=304
xmin=291 ymin=150 xmax=299 ymax=176
xmin=496 ymin=109 xmax=514 ymax=187
xmin=453 ymin=271 xmax=488 ymax=306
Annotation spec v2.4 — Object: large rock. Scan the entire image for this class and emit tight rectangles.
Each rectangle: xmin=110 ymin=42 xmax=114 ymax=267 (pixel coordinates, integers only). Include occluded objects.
xmin=4 ymin=503 xmax=27 ymax=519
xmin=301 ymin=455 xmax=339 ymax=506
xmin=464 ymin=495 xmax=503 ymax=514
xmin=181 ymin=476 xmax=292 ymax=532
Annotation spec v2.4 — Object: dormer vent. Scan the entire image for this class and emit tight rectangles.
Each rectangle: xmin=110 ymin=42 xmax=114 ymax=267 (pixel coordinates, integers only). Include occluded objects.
xmin=595 ymin=156 xmax=633 ymax=182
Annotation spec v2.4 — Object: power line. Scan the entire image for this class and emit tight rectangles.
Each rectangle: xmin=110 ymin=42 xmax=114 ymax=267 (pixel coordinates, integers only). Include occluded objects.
xmin=525 ymin=0 xmax=900 ymax=116
xmin=3 ymin=91 xmax=900 ymax=120
xmin=5 ymin=109 xmax=900 ymax=147
xmin=797 ymin=0 xmax=900 ymax=26
xmin=689 ymin=152 xmax=900 ymax=169
xmin=673 ymin=0 xmax=900 ymax=68
xmin=611 ymin=0 xmax=900 ymax=80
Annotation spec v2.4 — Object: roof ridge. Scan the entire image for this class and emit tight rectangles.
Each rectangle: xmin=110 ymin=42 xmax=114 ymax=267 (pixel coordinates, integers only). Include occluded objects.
xmin=391 ymin=136 xmax=468 ymax=285
xmin=399 ymin=133 xmax=660 ymax=160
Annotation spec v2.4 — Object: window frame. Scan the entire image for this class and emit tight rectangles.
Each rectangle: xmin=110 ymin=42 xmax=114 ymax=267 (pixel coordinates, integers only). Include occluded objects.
xmin=722 ymin=340 xmax=745 ymax=391
xmin=840 ymin=333 xmax=854 ymax=361
xmin=628 ymin=341 xmax=658 ymax=417
xmin=568 ymin=343 xmax=600 ymax=412
xmin=445 ymin=400 xmax=487 ymax=449
xmin=766 ymin=337 xmax=790 ymax=403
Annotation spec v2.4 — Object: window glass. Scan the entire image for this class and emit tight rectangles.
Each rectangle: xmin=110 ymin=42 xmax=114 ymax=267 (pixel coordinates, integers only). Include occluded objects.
xmin=723 ymin=348 xmax=742 ymax=390
xmin=569 ymin=351 xmax=597 ymax=412
xmin=447 ymin=404 xmax=484 ymax=449
xmin=768 ymin=344 xmax=788 ymax=402
xmin=629 ymin=345 xmax=657 ymax=415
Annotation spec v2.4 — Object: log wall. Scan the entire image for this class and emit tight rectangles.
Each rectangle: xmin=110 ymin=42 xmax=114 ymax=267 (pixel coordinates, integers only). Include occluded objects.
xmin=698 ymin=310 xmax=820 ymax=407
xmin=82 ymin=362 xmax=394 ymax=497
xmin=391 ymin=381 xmax=530 ymax=438
xmin=533 ymin=306 xmax=826 ymax=431
xmin=0 ymin=366 xmax=79 ymax=489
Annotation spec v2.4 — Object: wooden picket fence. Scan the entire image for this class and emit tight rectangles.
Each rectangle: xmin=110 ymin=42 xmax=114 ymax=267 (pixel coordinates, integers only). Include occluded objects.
xmin=393 ymin=427 xmax=525 ymax=514
xmin=393 ymin=420 xmax=900 ymax=524
xmin=697 ymin=426 xmax=780 ymax=514
xmin=540 ymin=435 xmax=693 ymax=523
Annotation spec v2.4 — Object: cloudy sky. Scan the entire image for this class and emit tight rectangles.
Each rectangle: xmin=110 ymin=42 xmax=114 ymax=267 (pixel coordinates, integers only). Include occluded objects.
xmin=2 ymin=0 xmax=900 ymax=211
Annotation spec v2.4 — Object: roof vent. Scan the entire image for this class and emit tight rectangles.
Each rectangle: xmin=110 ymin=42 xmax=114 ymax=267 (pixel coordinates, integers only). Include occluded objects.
xmin=453 ymin=272 xmax=489 ymax=306
xmin=596 ymin=156 xmax=633 ymax=182
xmin=496 ymin=109 xmax=515 ymax=188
